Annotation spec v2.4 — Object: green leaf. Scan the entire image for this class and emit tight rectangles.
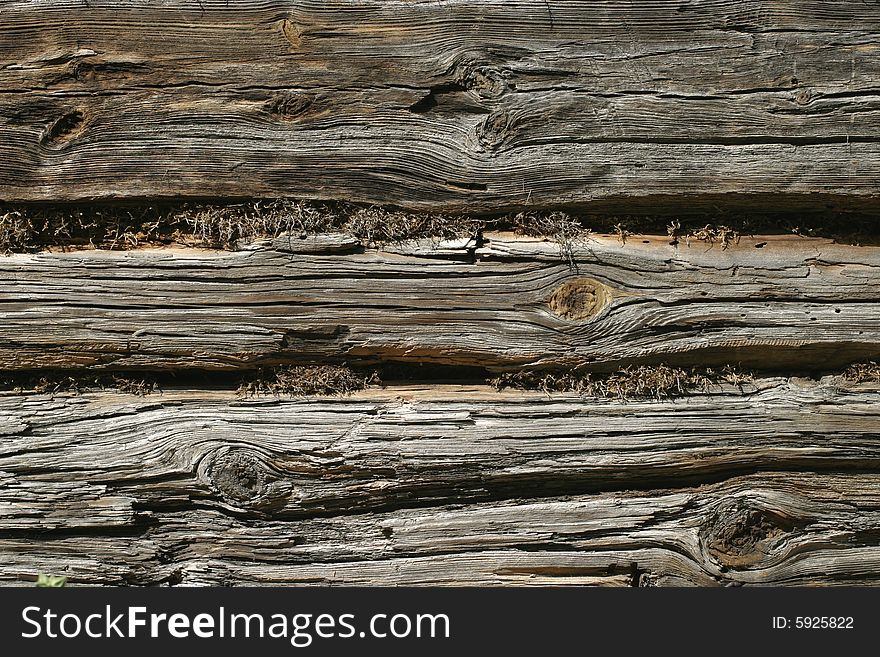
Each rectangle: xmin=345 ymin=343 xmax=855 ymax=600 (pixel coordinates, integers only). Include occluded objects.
xmin=36 ymin=574 xmax=67 ymax=588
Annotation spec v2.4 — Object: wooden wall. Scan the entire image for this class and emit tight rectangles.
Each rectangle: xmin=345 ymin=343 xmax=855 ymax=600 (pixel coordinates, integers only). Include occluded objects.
xmin=2 ymin=1 xmax=880 ymax=586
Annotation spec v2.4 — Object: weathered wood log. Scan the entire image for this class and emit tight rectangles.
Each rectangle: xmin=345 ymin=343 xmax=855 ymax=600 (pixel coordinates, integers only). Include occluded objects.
xmin=2 ymin=1 xmax=880 ymax=211
xmin=1 ymin=380 xmax=879 ymax=585
xmin=2 ymin=234 xmax=880 ymax=371
xmin=6 ymin=473 xmax=880 ymax=587
xmin=2 ymin=378 xmax=879 ymax=527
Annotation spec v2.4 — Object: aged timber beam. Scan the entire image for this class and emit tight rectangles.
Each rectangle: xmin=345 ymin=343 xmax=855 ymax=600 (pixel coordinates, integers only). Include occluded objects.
xmin=1 ymin=234 xmax=880 ymax=371
xmin=1 ymin=381 xmax=880 ymax=585
xmin=1 ymin=1 xmax=880 ymax=211
xmin=1 ymin=378 xmax=880 ymax=528
xmin=4 ymin=473 xmax=880 ymax=586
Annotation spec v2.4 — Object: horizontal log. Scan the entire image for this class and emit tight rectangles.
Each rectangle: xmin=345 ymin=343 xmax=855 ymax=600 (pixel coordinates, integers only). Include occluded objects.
xmin=2 ymin=1 xmax=880 ymax=210
xmin=2 ymin=234 xmax=880 ymax=371
xmin=2 ymin=378 xmax=879 ymax=527
xmin=2 ymin=382 xmax=880 ymax=585
xmin=6 ymin=472 xmax=880 ymax=586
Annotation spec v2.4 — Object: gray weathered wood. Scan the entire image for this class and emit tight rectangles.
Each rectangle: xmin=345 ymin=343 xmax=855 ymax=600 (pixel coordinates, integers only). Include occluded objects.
xmin=2 ymin=378 xmax=879 ymax=526
xmin=2 ymin=234 xmax=880 ymax=371
xmin=3 ymin=0 xmax=880 ymax=590
xmin=6 ymin=473 xmax=880 ymax=586
xmin=1 ymin=380 xmax=879 ymax=585
xmin=2 ymin=1 xmax=880 ymax=211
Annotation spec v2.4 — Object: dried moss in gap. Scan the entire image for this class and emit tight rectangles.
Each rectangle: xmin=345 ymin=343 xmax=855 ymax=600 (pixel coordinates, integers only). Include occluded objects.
xmin=0 ymin=373 xmax=157 ymax=396
xmin=0 ymin=201 xmax=480 ymax=253
xmin=5 ymin=200 xmax=880 ymax=255
xmin=491 ymin=365 xmax=754 ymax=400
xmin=237 ymin=365 xmax=381 ymax=398
xmin=843 ymin=361 xmax=880 ymax=384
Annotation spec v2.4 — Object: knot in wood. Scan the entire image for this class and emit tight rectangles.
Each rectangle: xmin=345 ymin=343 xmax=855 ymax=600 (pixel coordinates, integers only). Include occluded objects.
xmin=41 ymin=110 xmax=84 ymax=148
xmin=281 ymin=18 xmax=301 ymax=48
xmin=476 ymin=110 xmax=512 ymax=151
xmin=701 ymin=499 xmax=794 ymax=570
xmin=547 ymin=278 xmax=611 ymax=321
xmin=209 ymin=450 xmax=270 ymax=504
xmin=452 ymin=54 xmax=509 ymax=99
xmin=265 ymin=92 xmax=314 ymax=120
xmin=465 ymin=67 xmax=508 ymax=99
xmin=70 ymin=59 xmax=145 ymax=83
xmin=794 ymin=88 xmax=813 ymax=106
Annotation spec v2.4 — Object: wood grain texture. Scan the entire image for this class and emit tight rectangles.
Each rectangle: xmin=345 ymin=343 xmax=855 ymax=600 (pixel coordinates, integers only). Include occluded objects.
xmin=2 ymin=380 xmax=879 ymax=586
xmin=2 ymin=234 xmax=880 ymax=371
xmin=3 ymin=0 xmax=880 ymax=590
xmin=2 ymin=1 xmax=880 ymax=210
